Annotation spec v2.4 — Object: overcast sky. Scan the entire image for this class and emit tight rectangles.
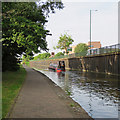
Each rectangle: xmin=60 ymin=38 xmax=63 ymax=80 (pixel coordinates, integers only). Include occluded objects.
xmin=45 ymin=1 xmax=118 ymax=54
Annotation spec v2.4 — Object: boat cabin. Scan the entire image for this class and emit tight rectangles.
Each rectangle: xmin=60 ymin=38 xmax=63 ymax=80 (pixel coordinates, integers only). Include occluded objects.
xmin=49 ymin=61 xmax=65 ymax=72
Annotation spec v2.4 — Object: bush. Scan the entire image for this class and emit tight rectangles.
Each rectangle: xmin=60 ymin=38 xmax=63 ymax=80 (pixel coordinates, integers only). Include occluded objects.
xmin=33 ymin=53 xmax=50 ymax=60
xmin=54 ymin=52 xmax=64 ymax=57
xmin=74 ymin=43 xmax=89 ymax=56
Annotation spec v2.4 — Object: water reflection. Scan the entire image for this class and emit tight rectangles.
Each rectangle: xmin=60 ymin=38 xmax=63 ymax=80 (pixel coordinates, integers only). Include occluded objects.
xmin=39 ymin=69 xmax=120 ymax=118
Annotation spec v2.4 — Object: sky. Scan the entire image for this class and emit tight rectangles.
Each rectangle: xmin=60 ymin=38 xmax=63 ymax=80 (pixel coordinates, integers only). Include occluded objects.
xmin=45 ymin=1 xmax=118 ymax=54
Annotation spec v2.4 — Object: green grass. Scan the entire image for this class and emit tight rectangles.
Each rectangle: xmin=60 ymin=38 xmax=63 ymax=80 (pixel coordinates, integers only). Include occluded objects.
xmin=70 ymin=103 xmax=75 ymax=107
xmin=2 ymin=66 xmax=26 ymax=118
xmin=65 ymin=89 xmax=72 ymax=96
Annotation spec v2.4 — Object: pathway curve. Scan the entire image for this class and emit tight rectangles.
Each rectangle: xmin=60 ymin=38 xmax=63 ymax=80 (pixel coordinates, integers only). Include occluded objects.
xmin=9 ymin=66 xmax=92 ymax=118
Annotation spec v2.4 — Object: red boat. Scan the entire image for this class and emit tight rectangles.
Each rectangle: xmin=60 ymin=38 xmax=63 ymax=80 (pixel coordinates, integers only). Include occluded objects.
xmin=48 ymin=61 xmax=65 ymax=72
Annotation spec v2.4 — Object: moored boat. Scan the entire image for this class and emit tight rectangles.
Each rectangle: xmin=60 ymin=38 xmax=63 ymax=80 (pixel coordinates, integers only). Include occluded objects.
xmin=48 ymin=61 xmax=65 ymax=72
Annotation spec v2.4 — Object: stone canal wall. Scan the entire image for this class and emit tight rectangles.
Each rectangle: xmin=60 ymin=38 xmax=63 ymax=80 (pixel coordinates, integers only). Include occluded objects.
xmin=30 ymin=52 xmax=120 ymax=75
xmin=30 ymin=58 xmax=70 ymax=70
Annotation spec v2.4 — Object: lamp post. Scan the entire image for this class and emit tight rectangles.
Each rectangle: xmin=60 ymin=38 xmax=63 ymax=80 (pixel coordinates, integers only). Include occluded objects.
xmin=90 ymin=10 xmax=98 ymax=54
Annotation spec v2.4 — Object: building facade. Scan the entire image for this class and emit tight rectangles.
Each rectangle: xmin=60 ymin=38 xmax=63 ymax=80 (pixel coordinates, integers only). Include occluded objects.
xmin=87 ymin=41 xmax=101 ymax=49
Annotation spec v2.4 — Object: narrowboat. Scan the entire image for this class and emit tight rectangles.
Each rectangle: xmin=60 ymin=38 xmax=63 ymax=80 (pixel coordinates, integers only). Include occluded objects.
xmin=48 ymin=61 xmax=65 ymax=72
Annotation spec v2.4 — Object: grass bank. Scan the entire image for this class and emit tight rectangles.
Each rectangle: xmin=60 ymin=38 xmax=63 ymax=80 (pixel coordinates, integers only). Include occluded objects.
xmin=2 ymin=66 xmax=26 ymax=118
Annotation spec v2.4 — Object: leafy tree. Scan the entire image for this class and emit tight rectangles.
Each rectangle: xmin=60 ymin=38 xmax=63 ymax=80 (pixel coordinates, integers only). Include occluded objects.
xmin=22 ymin=55 xmax=33 ymax=64
xmin=74 ymin=43 xmax=88 ymax=55
xmin=54 ymin=52 xmax=64 ymax=57
xmin=54 ymin=33 xmax=74 ymax=54
xmin=2 ymin=1 xmax=64 ymax=71
xmin=33 ymin=53 xmax=50 ymax=60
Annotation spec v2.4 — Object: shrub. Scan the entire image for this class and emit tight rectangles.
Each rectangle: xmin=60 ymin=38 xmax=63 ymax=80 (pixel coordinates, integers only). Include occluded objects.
xmin=33 ymin=53 xmax=50 ymax=60
xmin=54 ymin=52 xmax=64 ymax=57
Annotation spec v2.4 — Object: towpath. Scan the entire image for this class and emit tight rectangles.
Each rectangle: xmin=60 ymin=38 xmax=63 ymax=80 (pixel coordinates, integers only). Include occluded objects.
xmin=9 ymin=66 xmax=92 ymax=118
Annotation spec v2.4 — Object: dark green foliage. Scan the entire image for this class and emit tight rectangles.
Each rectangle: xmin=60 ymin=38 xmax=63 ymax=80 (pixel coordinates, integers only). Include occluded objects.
xmin=2 ymin=1 xmax=64 ymax=71
xmin=33 ymin=53 xmax=50 ymax=60
xmin=54 ymin=52 xmax=64 ymax=57
xmin=2 ymin=52 xmax=20 ymax=72
xmin=74 ymin=43 xmax=88 ymax=55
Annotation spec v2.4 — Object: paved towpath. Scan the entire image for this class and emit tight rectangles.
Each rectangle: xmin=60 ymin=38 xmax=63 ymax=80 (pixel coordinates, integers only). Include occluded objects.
xmin=9 ymin=66 xmax=92 ymax=118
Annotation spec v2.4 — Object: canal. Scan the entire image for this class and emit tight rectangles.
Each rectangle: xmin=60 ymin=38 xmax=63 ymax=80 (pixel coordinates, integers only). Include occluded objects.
xmin=37 ymin=69 xmax=120 ymax=118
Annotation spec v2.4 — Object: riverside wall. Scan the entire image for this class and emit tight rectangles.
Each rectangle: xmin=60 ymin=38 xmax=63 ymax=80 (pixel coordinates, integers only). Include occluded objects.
xmin=30 ymin=52 xmax=120 ymax=75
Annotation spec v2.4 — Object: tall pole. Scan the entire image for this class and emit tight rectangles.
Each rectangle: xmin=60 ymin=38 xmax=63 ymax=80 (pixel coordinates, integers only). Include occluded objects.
xmin=89 ymin=10 xmax=98 ymax=55
xmin=90 ymin=10 xmax=91 ymax=54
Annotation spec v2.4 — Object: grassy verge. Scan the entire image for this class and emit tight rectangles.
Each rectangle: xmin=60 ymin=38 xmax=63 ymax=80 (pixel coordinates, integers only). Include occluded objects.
xmin=2 ymin=65 xmax=26 ymax=118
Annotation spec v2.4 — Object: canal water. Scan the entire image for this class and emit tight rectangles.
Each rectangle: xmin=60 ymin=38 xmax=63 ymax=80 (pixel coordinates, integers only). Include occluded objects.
xmin=37 ymin=69 xmax=120 ymax=118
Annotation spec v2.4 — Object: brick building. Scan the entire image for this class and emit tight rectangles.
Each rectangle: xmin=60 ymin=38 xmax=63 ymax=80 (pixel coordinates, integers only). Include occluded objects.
xmin=87 ymin=41 xmax=101 ymax=49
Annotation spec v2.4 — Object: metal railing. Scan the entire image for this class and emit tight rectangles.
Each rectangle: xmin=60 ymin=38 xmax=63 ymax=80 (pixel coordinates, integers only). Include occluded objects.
xmin=88 ymin=44 xmax=120 ymax=56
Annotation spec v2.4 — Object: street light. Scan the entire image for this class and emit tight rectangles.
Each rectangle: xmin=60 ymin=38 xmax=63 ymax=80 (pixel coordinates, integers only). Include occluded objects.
xmin=90 ymin=10 xmax=98 ymax=54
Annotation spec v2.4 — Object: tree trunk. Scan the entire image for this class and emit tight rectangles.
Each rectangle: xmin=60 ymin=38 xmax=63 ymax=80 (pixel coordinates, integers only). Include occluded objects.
xmin=65 ymin=47 xmax=68 ymax=55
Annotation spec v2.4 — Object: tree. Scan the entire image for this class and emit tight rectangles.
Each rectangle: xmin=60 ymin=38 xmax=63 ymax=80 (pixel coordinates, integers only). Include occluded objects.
xmin=22 ymin=55 xmax=34 ymax=64
xmin=33 ymin=53 xmax=50 ymax=60
xmin=54 ymin=52 xmax=64 ymax=57
xmin=2 ymin=1 xmax=64 ymax=71
xmin=54 ymin=33 xmax=74 ymax=54
xmin=74 ymin=43 xmax=88 ymax=55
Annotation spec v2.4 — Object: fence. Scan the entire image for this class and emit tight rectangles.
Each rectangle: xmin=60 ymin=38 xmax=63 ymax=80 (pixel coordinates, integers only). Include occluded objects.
xmin=37 ymin=44 xmax=120 ymax=60
xmin=88 ymin=44 xmax=120 ymax=56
